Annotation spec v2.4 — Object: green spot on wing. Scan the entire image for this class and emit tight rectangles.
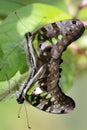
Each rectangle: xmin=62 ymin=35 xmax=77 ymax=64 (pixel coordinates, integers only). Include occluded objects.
xmin=40 ymin=92 xmax=47 ymax=97
xmin=34 ymin=96 xmax=37 ymax=100
xmin=27 ymin=84 xmax=36 ymax=95
xmin=51 ymin=97 xmax=55 ymax=102
xmin=43 ymin=52 xmax=47 ymax=56
xmin=32 ymin=34 xmax=39 ymax=55
xmin=40 ymin=31 xmax=43 ymax=34
xmin=52 ymin=37 xmax=57 ymax=44
xmin=58 ymin=34 xmax=63 ymax=40
xmin=32 ymin=100 xmax=37 ymax=104
xmin=46 ymin=40 xmax=51 ymax=44
xmin=46 ymin=94 xmax=51 ymax=99
xmin=40 ymin=36 xmax=44 ymax=40
xmin=28 ymin=95 xmax=32 ymax=101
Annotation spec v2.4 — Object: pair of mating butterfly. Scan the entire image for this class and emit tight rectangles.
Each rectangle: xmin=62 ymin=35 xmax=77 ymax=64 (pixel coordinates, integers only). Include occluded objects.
xmin=16 ymin=19 xmax=85 ymax=114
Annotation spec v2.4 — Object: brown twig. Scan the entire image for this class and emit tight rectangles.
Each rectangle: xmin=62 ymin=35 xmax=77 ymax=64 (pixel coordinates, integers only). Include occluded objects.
xmin=71 ymin=43 xmax=87 ymax=56
xmin=78 ymin=0 xmax=87 ymax=9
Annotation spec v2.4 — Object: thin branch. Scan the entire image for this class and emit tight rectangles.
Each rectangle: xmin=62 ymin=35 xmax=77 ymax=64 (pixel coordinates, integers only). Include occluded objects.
xmin=71 ymin=43 xmax=87 ymax=56
xmin=78 ymin=0 xmax=87 ymax=9
xmin=0 ymin=73 xmax=28 ymax=101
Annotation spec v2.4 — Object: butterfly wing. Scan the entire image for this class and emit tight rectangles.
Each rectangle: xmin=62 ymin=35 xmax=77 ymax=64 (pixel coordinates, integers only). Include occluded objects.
xmin=26 ymin=86 xmax=75 ymax=114
xmin=22 ymin=54 xmax=75 ymax=114
xmin=33 ymin=19 xmax=85 ymax=58
xmin=25 ymin=57 xmax=75 ymax=114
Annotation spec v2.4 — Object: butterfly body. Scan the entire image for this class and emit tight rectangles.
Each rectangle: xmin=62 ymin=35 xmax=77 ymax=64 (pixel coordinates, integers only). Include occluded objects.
xmin=16 ymin=19 xmax=85 ymax=114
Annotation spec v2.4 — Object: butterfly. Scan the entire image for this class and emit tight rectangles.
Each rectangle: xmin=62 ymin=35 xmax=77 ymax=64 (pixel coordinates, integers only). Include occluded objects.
xmin=16 ymin=19 xmax=85 ymax=114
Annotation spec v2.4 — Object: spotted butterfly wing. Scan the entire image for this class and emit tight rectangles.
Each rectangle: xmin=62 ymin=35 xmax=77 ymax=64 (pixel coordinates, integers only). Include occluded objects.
xmin=32 ymin=19 xmax=85 ymax=59
xmin=17 ymin=19 xmax=85 ymax=114
xmin=26 ymin=58 xmax=75 ymax=114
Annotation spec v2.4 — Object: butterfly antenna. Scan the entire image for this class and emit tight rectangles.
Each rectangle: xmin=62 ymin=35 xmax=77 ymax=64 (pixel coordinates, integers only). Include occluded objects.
xmin=24 ymin=102 xmax=31 ymax=129
xmin=73 ymin=8 xmax=80 ymax=19
xmin=73 ymin=1 xmax=82 ymax=19
xmin=15 ymin=11 xmax=28 ymax=31
xmin=18 ymin=104 xmax=23 ymax=118
xmin=0 ymin=74 xmax=11 ymax=101
xmin=5 ymin=74 xmax=10 ymax=93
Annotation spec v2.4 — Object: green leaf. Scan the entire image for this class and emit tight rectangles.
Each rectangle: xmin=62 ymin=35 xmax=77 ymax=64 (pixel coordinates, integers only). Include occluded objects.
xmin=0 ymin=0 xmax=22 ymax=16
xmin=0 ymin=3 xmax=70 ymax=81
xmin=60 ymin=49 xmax=75 ymax=92
xmin=0 ymin=0 xmax=68 ymax=16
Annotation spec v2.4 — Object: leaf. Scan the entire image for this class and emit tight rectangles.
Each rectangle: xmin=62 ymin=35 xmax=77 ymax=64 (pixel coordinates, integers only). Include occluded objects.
xmin=0 ymin=0 xmax=68 ymax=16
xmin=0 ymin=0 xmax=22 ymax=16
xmin=60 ymin=49 xmax=75 ymax=92
xmin=0 ymin=3 xmax=70 ymax=81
